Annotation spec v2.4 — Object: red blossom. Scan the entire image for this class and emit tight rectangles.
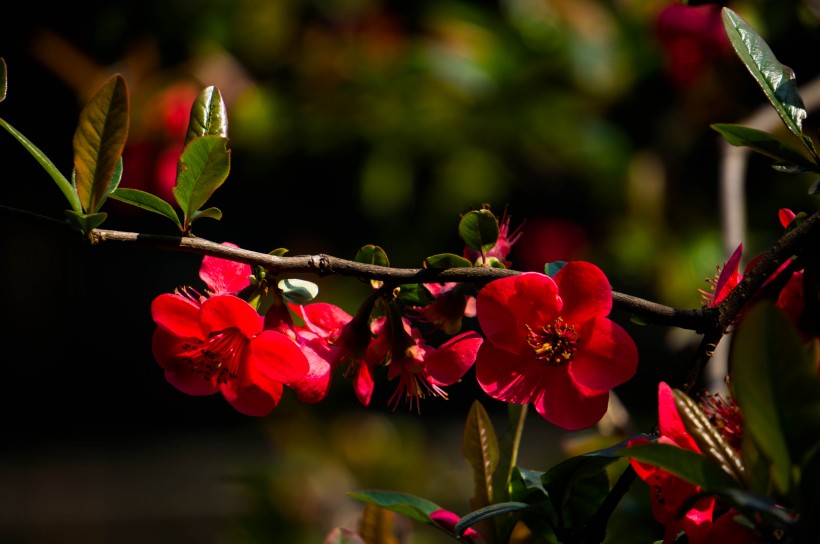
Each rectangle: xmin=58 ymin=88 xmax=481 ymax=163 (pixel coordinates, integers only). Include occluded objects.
xmin=410 ymin=282 xmax=477 ymax=335
xmin=474 ymin=262 xmax=638 ymax=430
xmin=629 ymin=382 xmax=716 ymax=544
xmin=385 ymin=316 xmax=483 ymax=411
xmin=429 ymin=509 xmax=484 ymax=543
xmin=151 ymin=294 xmax=309 ymax=416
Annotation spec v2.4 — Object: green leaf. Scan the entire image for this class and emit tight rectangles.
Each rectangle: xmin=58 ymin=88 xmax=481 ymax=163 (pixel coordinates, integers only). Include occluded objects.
xmin=453 ymin=502 xmax=530 ymax=539
xmin=459 ymin=209 xmax=500 ymax=255
xmin=109 ymin=187 xmax=182 ymax=229
xmin=184 ymin=86 xmax=228 ymax=147
xmin=424 ymin=253 xmax=473 ymax=269
xmin=278 ymin=278 xmax=319 ymax=304
xmin=721 ymin=8 xmax=817 ymax=158
xmin=347 ymin=490 xmax=441 ymax=526
xmin=730 ymin=301 xmax=820 ymax=498
xmin=64 ymin=210 xmax=108 ymax=234
xmin=544 ymin=261 xmax=568 ymax=277
xmin=0 ymin=118 xmax=81 ymax=212
xmin=173 ymin=135 xmax=231 ymax=229
xmin=463 ymin=400 xmax=500 ymax=510
xmin=623 ymin=442 xmax=740 ymax=492
xmin=73 ymin=73 xmax=129 ymax=214
xmin=190 ymin=207 xmax=223 ymax=223
xmin=711 ymin=123 xmax=817 ymax=172
xmin=493 ymin=404 xmax=528 ymax=505
xmin=354 ymin=245 xmax=390 ymax=267
xmin=0 ymin=58 xmax=7 ymax=102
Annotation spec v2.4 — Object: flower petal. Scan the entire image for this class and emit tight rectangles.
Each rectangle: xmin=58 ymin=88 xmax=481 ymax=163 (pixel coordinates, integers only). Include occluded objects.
xmin=298 ymin=302 xmax=353 ymax=335
xmin=221 ymin=379 xmax=282 ymax=416
xmin=477 ymin=273 xmax=560 ymax=354
xmin=199 ymin=295 xmax=264 ymax=338
xmin=151 ymin=293 xmax=203 ymax=338
xmin=570 ymin=317 xmax=638 ymax=390
xmin=424 ymin=331 xmax=483 ymax=386
xmin=554 ymin=261 xmax=613 ymax=324
xmin=151 ymin=328 xmax=219 ymax=396
xmin=532 ymin=371 xmax=610 ymax=430
xmin=475 ymin=341 xmax=549 ymax=405
xmin=248 ymin=329 xmax=310 ymax=385
xmin=290 ymin=335 xmax=335 ymax=403
xmin=658 ymin=382 xmax=700 ymax=452
xmin=199 ymin=242 xmax=251 ymax=295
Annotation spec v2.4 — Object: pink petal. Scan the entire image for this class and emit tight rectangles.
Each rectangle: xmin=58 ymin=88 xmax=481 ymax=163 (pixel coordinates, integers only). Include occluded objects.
xmin=475 ymin=342 xmax=550 ymax=405
xmin=353 ymin=362 xmax=375 ymax=406
xmin=424 ymin=331 xmax=483 ymax=385
xmin=248 ymin=330 xmax=310 ymax=386
xmin=714 ymin=244 xmax=743 ymax=305
xmin=554 ymin=261 xmax=613 ymax=324
xmin=658 ymin=382 xmax=700 ymax=452
xmin=221 ymin=379 xmax=282 ymax=416
xmin=531 ymin=370 xmax=610 ymax=430
xmin=199 ymin=242 xmax=252 ymax=295
xmin=151 ymin=293 xmax=203 ymax=338
xmin=298 ymin=302 xmax=352 ymax=335
xmin=290 ymin=340 xmax=335 ymax=403
xmin=477 ymin=273 xmax=560 ymax=355
xmin=151 ymin=328 xmax=219 ymax=396
xmin=199 ymin=295 xmax=264 ymax=338
xmin=570 ymin=317 xmax=638 ymax=390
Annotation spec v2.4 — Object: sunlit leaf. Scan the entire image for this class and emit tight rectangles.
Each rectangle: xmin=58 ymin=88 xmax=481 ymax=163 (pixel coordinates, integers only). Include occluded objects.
xmin=109 ymin=187 xmax=182 ymax=229
xmin=463 ymin=400 xmax=499 ymax=509
xmin=0 ymin=58 xmax=7 ymax=102
xmin=190 ymin=207 xmax=223 ymax=223
xmin=710 ymin=123 xmax=817 ymax=172
xmin=730 ymin=301 xmax=820 ymax=497
xmin=73 ymin=73 xmax=129 ymax=214
xmin=278 ymin=278 xmax=319 ymax=304
xmin=185 ymin=86 xmax=228 ymax=147
xmin=459 ymin=209 xmax=499 ymax=255
xmin=424 ymin=253 xmax=473 ymax=269
xmin=624 ymin=442 xmax=740 ymax=492
xmin=721 ymin=8 xmax=817 ymax=158
xmin=173 ymin=135 xmax=230 ymax=229
xmin=0 ymin=118 xmax=80 ymax=211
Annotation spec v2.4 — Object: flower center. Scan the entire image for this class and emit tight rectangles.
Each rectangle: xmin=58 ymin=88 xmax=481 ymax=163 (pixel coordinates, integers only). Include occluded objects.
xmin=526 ymin=318 xmax=580 ymax=366
xmin=180 ymin=328 xmax=247 ymax=384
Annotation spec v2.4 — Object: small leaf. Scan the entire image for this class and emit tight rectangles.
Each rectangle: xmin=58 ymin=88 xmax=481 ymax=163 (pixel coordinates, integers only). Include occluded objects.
xmin=354 ymin=245 xmax=390 ymax=267
xmin=459 ymin=209 xmax=500 ymax=255
xmin=0 ymin=118 xmax=80 ymax=211
xmin=623 ymin=442 xmax=739 ymax=492
xmin=109 ymin=187 xmax=182 ymax=229
xmin=721 ymin=8 xmax=817 ymax=158
xmin=454 ymin=502 xmax=530 ymax=539
xmin=0 ymin=58 xmax=7 ymax=102
xmin=347 ymin=490 xmax=442 ymax=525
xmin=711 ymin=123 xmax=817 ymax=171
xmin=190 ymin=207 xmax=223 ymax=223
xmin=73 ymin=73 xmax=129 ymax=213
xmin=173 ymin=135 xmax=231 ymax=229
xmin=64 ymin=210 xmax=108 ymax=234
xmin=424 ymin=253 xmax=473 ymax=269
xmin=544 ymin=261 xmax=568 ymax=277
xmin=278 ymin=278 xmax=319 ymax=304
xmin=185 ymin=86 xmax=228 ymax=147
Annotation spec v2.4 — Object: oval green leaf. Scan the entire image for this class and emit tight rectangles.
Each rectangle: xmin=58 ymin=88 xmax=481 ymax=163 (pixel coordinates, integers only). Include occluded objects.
xmin=459 ymin=209 xmax=500 ymax=255
xmin=73 ymin=73 xmax=129 ymax=214
xmin=424 ymin=253 xmax=473 ymax=269
xmin=623 ymin=442 xmax=740 ymax=492
xmin=711 ymin=123 xmax=817 ymax=172
xmin=173 ymin=135 xmax=231 ymax=228
xmin=184 ymin=86 xmax=228 ymax=147
xmin=354 ymin=245 xmax=390 ymax=267
xmin=109 ymin=187 xmax=182 ymax=229
xmin=191 ymin=206 xmax=223 ymax=223
xmin=278 ymin=278 xmax=319 ymax=304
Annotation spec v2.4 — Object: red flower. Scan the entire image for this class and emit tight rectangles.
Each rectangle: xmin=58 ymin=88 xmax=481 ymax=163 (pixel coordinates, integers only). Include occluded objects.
xmin=429 ymin=509 xmax=484 ymax=543
xmin=385 ymin=316 xmax=483 ymax=411
xmin=151 ymin=294 xmax=310 ymax=416
xmin=629 ymin=382 xmax=716 ymax=544
xmin=474 ymin=262 xmax=638 ymax=429
xmin=410 ymin=282 xmax=477 ymax=335
xmin=199 ymin=242 xmax=252 ymax=296
xmin=700 ymin=243 xmax=743 ymax=308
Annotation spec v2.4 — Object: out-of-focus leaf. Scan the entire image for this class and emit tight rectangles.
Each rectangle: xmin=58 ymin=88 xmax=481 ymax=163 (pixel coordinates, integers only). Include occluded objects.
xmin=0 ymin=118 xmax=80 ymax=211
xmin=809 ymin=178 xmax=820 ymax=195
xmin=424 ymin=253 xmax=473 ymax=269
xmin=322 ymin=527 xmax=367 ymax=544
xmin=73 ymin=73 xmax=129 ymax=214
xmin=173 ymin=135 xmax=230 ymax=229
xmin=544 ymin=261 xmax=568 ymax=277
xmin=278 ymin=278 xmax=319 ymax=304
xmin=454 ymin=502 xmax=530 ymax=540
xmin=710 ymin=123 xmax=817 ymax=172
xmin=459 ymin=209 xmax=499 ymax=255
xmin=0 ymin=58 xmax=6 ymax=102
xmin=463 ymin=400 xmax=499 ymax=541
xmin=184 ymin=86 xmax=228 ymax=147
xmin=493 ymin=404 xmax=528 ymax=505
xmin=623 ymin=442 xmax=740 ymax=492
xmin=712 ymin=488 xmax=797 ymax=527
xmin=347 ymin=490 xmax=441 ymax=525
xmin=721 ymin=8 xmax=817 ymax=158
xmin=672 ymin=389 xmax=746 ymax=484
xmin=64 ymin=210 xmax=107 ymax=234
xmin=730 ymin=301 xmax=820 ymax=498
xmin=109 ymin=187 xmax=181 ymax=229
xmin=395 ymin=283 xmax=433 ymax=307
xmin=358 ymin=504 xmax=399 ymax=544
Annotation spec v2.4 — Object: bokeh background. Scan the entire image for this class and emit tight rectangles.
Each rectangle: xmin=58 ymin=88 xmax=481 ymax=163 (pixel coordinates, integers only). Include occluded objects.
xmin=1 ymin=0 xmax=820 ymax=542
